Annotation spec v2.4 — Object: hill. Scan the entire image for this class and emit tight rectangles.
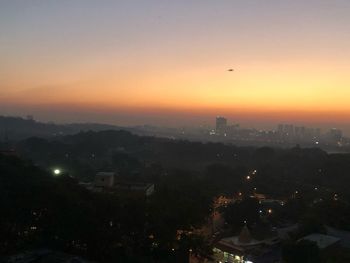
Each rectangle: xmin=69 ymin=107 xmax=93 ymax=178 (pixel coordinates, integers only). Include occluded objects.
xmin=0 ymin=116 xmax=123 ymax=140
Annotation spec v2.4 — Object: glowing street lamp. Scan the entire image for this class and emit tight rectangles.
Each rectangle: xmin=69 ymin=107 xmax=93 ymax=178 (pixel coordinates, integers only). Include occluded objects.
xmin=53 ymin=169 xmax=61 ymax=176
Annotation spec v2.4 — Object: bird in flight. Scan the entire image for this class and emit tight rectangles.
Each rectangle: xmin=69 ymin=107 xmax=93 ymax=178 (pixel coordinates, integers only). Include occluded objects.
xmin=227 ymin=69 xmax=234 ymax=72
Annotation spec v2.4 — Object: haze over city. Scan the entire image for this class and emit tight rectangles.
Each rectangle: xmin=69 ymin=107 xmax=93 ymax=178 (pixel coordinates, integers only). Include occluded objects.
xmin=1 ymin=1 xmax=350 ymax=133
xmin=3 ymin=2 xmax=350 ymax=263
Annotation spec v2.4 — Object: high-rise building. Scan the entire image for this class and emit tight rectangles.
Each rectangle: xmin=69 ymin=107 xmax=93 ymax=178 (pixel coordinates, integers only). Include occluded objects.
xmin=277 ymin=124 xmax=284 ymax=134
xmin=284 ymin=124 xmax=294 ymax=136
xmin=216 ymin=116 xmax=227 ymax=134
xmin=328 ymin=128 xmax=343 ymax=142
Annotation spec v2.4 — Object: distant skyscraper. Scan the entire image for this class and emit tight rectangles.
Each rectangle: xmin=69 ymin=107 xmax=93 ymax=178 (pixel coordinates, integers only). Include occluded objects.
xmin=285 ymin=124 xmax=294 ymax=136
xmin=328 ymin=128 xmax=343 ymax=142
xmin=277 ymin=124 xmax=284 ymax=134
xmin=216 ymin=116 xmax=227 ymax=134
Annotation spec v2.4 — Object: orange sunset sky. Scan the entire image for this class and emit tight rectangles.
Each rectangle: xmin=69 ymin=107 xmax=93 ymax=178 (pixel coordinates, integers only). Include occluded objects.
xmin=1 ymin=1 xmax=350 ymax=133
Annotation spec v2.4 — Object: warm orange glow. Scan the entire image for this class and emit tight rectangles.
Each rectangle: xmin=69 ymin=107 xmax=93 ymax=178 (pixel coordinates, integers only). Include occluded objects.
xmin=3 ymin=59 xmax=350 ymax=119
xmin=1 ymin=1 xmax=350 ymax=131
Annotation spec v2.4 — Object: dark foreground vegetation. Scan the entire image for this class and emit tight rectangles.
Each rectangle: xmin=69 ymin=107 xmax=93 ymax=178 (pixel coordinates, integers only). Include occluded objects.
xmin=1 ymin=130 xmax=350 ymax=262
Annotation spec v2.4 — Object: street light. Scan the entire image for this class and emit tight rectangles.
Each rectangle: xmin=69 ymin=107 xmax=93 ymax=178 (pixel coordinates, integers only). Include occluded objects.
xmin=53 ymin=169 xmax=61 ymax=176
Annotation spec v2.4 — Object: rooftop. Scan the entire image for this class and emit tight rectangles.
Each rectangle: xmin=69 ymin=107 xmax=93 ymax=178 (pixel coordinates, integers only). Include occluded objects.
xmin=300 ymin=233 xmax=340 ymax=249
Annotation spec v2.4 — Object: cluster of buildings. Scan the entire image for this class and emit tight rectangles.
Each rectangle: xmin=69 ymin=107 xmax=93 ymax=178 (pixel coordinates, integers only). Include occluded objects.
xmin=276 ymin=123 xmax=321 ymax=141
xmin=188 ymin=185 xmax=350 ymax=263
xmin=190 ymin=203 xmax=350 ymax=263
xmin=208 ymin=227 xmax=345 ymax=263
xmin=211 ymin=116 xmax=345 ymax=146
xmin=212 ymin=225 xmax=279 ymax=263
xmin=80 ymin=172 xmax=155 ymax=197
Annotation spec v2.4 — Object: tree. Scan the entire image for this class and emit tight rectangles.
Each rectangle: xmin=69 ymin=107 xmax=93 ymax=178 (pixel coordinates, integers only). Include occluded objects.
xmin=282 ymin=240 xmax=321 ymax=263
xmin=224 ymin=198 xmax=260 ymax=232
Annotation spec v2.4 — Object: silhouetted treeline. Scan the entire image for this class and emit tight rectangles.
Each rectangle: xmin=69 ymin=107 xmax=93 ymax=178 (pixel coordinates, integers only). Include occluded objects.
xmin=0 ymin=154 xmax=211 ymax=262
xmin=3 ymin=130 xmax=350 ymax=261
xmin=11 ymin=130 xmax=350 ymax=197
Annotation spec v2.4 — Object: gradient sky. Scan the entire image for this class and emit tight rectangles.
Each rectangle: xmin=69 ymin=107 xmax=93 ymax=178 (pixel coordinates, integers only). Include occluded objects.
xmin=1 ymin=1 xmax=350 ymax=132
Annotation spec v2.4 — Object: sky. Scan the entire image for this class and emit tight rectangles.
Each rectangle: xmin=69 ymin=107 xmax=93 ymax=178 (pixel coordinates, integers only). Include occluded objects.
xmin=1 ymin=0 xmax=350 ymax=132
